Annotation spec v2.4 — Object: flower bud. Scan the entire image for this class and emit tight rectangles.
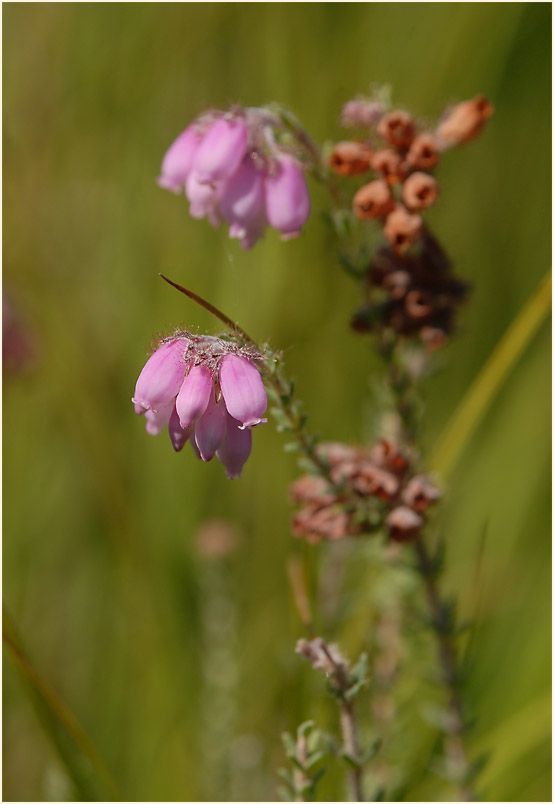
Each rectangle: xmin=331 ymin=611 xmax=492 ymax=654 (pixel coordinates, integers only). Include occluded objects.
xmin=264 ymin=155 xmax=310 ymax=238
xmin=193 ymin=116 xmax=248 ymax=183
xmin=132 ymin=339 xmax=188 ymax=413
xmin=371 ymin=148 xmax=406 ymax=184
xmin=329 ymin=141 xmax=373 ymax=176
xmin=353 ymin=179 xmax=395 ymax=220
xmin=436 ymin=95 xmax=494 ymax=147
xmin=220 ymin=156 xmax=267 ymax=250
xmin=341 ymin=98 xmax=385 ymax=128
xmin=406 ymin=132 xmax=440 ymax=171
xmin=402 ymin=172 xmax=439 ymax=211
xmin=158 ymin=125 xmax=202 ymax=193
xmin=377 ymin=110 xmax=415 ymax=148
xmin=219 ymin=354 xmax=267 ymax=429
xmin=386 ymin=506 xmax=423 ymax=542
xmin=384 ymin=205 xmax=422 ymax=253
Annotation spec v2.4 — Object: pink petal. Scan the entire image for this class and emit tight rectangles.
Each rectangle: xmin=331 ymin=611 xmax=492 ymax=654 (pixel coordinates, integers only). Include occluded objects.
xmin=193 ymin=117 xmax=248 ymax=184
xmin=194 ymin=390 xmax=228 ymax=461
xmin=144 ymin=400 xmax=174 ymax=436
xmin=158 ymin=125 xmax=202 ymax=193
xmin=132 ymin=339 xmax=188 ymax=413
xmin=176 ymin=364 xmax=213 ymax=429
xmin=265 ymin=155 xmax=310 ymax=237
xmin=168 ymin=405 xmax=193 ymax=452
xmin=216 ymin=413 xmax=252 ymax=479
xmin=219 ymin=354 xmax=267 ymax=428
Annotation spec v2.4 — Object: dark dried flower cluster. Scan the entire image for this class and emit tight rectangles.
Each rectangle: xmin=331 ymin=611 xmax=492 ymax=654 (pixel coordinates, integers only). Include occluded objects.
xmin=330 ymin=94 xmax=493 ymax=255
xmin=290 ymin=439 xmax=440 ymax=544
xmin=351 ymin=230 xmax=470 ymax=348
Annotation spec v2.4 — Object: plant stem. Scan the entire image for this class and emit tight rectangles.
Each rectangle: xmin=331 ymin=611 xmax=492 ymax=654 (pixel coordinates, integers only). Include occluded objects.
xmin=413 ymin=537 xmax=473 ymax=802
xmin=339 ymin=699 xmax=365 ymax=802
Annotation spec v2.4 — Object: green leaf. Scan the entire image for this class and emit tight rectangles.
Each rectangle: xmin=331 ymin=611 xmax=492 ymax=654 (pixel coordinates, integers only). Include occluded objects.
xmin=304 ymin=750 xmax=326 ymax=770
xmin=341 ymin=752 xmax=361 ymax=770
xmin=281 ymin=731 xmax=297 ymax=758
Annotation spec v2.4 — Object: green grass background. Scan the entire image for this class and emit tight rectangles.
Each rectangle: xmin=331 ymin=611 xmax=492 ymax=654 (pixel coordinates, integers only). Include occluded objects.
xmin=3 ymin=3 xmax=551 ymax=801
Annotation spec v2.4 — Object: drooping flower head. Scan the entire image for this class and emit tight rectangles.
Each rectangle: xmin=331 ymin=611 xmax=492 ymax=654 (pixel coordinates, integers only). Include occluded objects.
xmin=158 ymin=106 xmax=311 ymax=249
xmin=132 ymin=332 xmax=268 ymax=478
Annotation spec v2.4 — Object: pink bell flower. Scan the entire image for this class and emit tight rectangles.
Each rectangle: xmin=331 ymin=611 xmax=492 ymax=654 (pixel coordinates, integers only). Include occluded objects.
xmin=265 ymin=155 xmax=310 ymax=239
xmin=158 ymin=125 xmax=202 ymax=193
xmin=185 ymin=171 xmax=222 ymax=226
xmin=132 ymin=339 xmax=188 ymax=413
xmin=144 ymin=400 xmax=175 ymax=435
xmin=168 ymin=406 xmax=192 ymax=452
xmin=176 ymin=364 xmax=213 ymax=429
xmin=219 ymin=354 xmax=268 ymax=428
xmin=193 ymin=116 xmax=248 ymax=184
xmin=216 ymin=412 xmax=253 ymax=479
xmin=220 ymin=156 xmax=267 ymax=250
xmin=194 ymin=389 xmax=228 ymax=461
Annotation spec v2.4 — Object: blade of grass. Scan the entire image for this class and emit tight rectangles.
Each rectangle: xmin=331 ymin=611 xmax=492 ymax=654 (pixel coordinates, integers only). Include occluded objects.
xmin=3 ymin=607 xmax=122 ymax=802
xmin=430 ymin=271 xmax=551 ymax=477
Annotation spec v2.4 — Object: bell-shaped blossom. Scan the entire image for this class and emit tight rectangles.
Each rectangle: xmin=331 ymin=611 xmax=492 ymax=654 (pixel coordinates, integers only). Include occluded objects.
xmin=216 ymin=413 xmax=253 ymax=479
xmin=132 ymin=339 xmax=188 ymax=413
xmin=158 ymin=125 xmax=202 ymax=193
xmin=185 ymin=171 xmax=222 ymax=226
xmin=134 ymin=333 xmax=267 ymax=479
xmin=194 ymin=389 xmax=228 ymax=461
xmin=264 ymin=155 xmax=310 ymax=239
xmin=219 ymin=354 xmax=267 ymax=428
xmin=176 ymin=364 xmax=213 ymax=429
xmin=220 ymin=156 xmax=267 ymax=250
xmin=193 ymin=117 xmax=248 ymax=184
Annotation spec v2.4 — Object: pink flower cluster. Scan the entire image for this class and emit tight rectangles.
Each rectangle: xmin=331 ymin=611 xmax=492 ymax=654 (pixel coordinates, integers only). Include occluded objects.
xmin=132 ymin=334 xmax=267 ymax=478
xmin=158 ymin=109 xmax=311 ymax=249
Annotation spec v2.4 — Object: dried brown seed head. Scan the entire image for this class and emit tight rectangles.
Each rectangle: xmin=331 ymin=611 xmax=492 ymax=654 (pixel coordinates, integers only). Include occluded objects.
xmin=353 ymin=179 xmax=395 ymax=220
xmin=329 ymin=140 xmax=373 ymax=176
xmin=406 ymin=132 xmax=440 ymax=170
xmin=402 ymin=172 xmax=440 ymax=211
xmin=384 ymin=205 xmax=423 ymax=253
xmin=404 ymin=289 xmax=434 ymax=320
xmin=377 ymin=110 xmax=416 ymax=148
xmin=437 ymin=94 xmax=494 ymax=147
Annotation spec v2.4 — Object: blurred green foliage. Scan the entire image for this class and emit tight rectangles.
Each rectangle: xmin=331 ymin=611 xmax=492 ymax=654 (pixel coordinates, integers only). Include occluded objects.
xmin=3 ymin=3 xmax=551 ymax=801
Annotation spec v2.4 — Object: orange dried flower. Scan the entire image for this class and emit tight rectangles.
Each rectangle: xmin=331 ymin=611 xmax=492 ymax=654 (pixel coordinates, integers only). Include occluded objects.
xmin=329 ymin=140 xmax=373 ymax=176
xmin=371 ymin=148 xmax=407 ymax=184
xmin=377 ymin=110 xmax=416 ymax=148
xmin=406 ymin=132 xmax=440 ymax=170
xmin=437 ymin=95 xmax=494 ymax=147
xmin=402 ymin=172 xmax=439 ymax=211
xmin=384 ymin=205 xmax=423 ymax=253
xmin=353 ymin=179 xmax=395 ymax=220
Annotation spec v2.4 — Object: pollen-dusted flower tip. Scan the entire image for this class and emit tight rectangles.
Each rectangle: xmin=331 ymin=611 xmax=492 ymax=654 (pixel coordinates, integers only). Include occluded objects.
xmin=329 ymin=141 xmax=373 ymax=176
xmin=219 ymin=353 xmax=268 ymax=428
xmin=436 ymin=95 xmax=494 ymax=147
xmin=264 ymin=155 xmax=310 ymax=239
xmin=132 ymin=338 xmax=189 ymax=413
xmin=133 ymin=333 xmax=267 ymax=478
xmin=158 ymin=125 xmax=202 ymax=193
xmin=384 ymin=205 xmax=423 ymax=254
xmin=353 ymin=179 xmax=395 ymax=220
xmin=402 ymin=172 xmax=439 ymax=211
xmin=220 ymin=155 xmax=267 ymax=250
xmin=377 ymin=110 xmax=416 ymax=149
xmin=406 ymin=132 xmax=440 ymax=171
xmin=386 ymin=506 xmax=424 ymax=542
xmin=371 ymin=148 xmax=406 ymax=184
xmin=193 ymin=116 xmax=248 ymax=184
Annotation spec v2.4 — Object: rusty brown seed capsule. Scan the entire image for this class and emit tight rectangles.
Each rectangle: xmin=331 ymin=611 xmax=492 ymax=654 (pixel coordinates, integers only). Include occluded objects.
xmin=353 ymin=179 xmax=395 ymax=220
xmin=328 ymin=140 xmax=373 ymax=175
xmin=406 ymin=132 xmax=440 ymax=170
xmin=436 ymin=94 xmax=494 ymax=147
xmin=384 ymin=205 xmax=423 ymax=253
xmin=402 ymin=172 xmax=439 ymax=211
xmin=404 ymin=289 xmax=434 ymax=320
xmin=377 ymin=110 xmax=416 ymax=148
xmin=371 ymin=148 xmax=407 ymax=184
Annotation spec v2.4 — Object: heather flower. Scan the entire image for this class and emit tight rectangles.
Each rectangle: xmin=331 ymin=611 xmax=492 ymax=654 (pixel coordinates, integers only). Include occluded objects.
xmin=353 ymin=179 xmax=395 ymax=220
xmin=437 ymin=95 xmax=494 ymax=147
xmin=264 ymin=155 xmax=310 ymax=239
xmin=384 ymin=205 xmax=423 ymax=253
xmin=402 ymin=172 xmax=439 ymax=211
xmin=159 ymin=106 xmax=312 ymax=248
xmin=341 ymin=97 xmax=385 ymax=128
xmin=377 ymin=110 xmax=416 ymax=149
xmin=133 ymin=333 xmax=267 ymax=478
xmin=371 ymin=148 xmax=406 ymax=184
xmin=406 ymin=132 xmax=440 ymax=171
xmin=329 ymin=141 xmax=373 ymax=176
